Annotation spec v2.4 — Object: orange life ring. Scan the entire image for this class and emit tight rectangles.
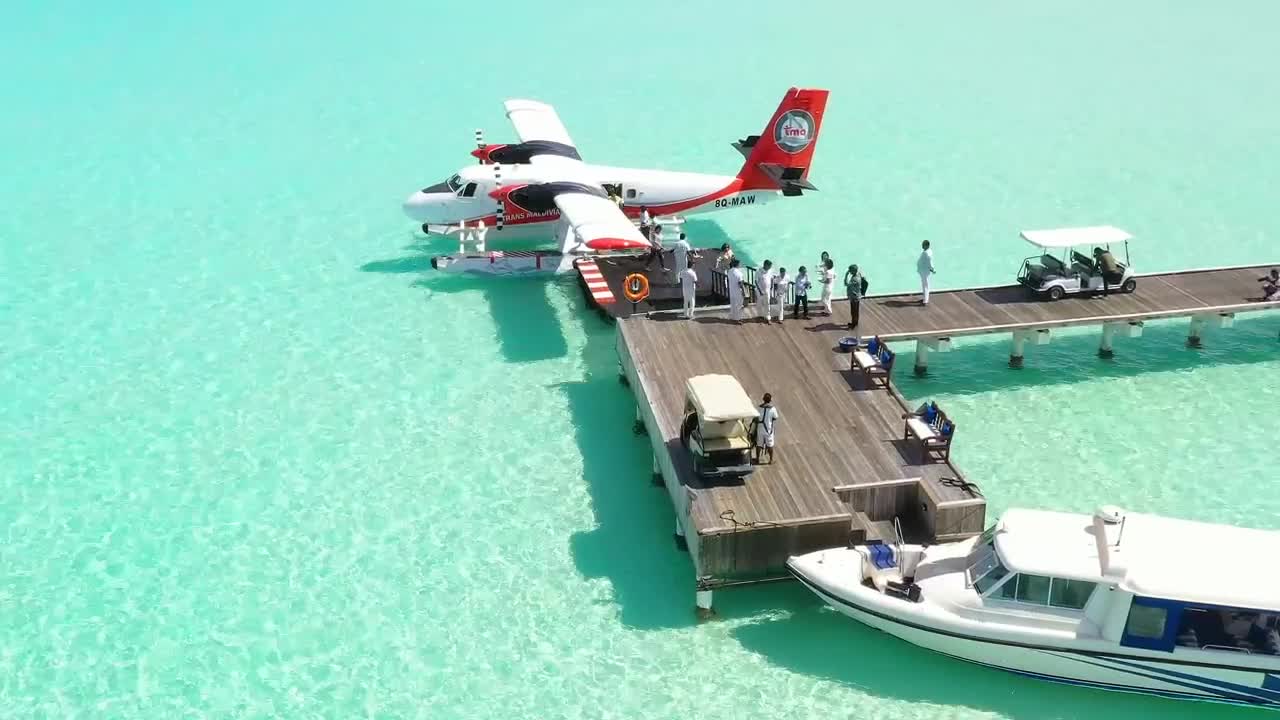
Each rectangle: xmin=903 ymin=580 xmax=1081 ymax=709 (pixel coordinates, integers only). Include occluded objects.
xmin=623 ymin=273 xmax=650 ymax=303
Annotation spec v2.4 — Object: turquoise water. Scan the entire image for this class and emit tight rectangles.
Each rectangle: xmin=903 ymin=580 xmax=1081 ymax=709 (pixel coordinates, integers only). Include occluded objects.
xmin=4 ymin=1 xmax=1280 ymax=717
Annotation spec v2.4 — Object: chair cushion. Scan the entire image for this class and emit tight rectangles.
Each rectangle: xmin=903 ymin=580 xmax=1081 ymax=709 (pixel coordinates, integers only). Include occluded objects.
xmin=853 ymin=350 xmax=878 ymax=370
xmin=907 ymin=418 xmax=937 ymax=440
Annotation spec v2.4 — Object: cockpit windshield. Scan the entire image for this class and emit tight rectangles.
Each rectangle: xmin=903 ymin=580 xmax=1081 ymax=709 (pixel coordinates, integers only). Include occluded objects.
xmin=446 ymin=174 xmax=463 ymax=193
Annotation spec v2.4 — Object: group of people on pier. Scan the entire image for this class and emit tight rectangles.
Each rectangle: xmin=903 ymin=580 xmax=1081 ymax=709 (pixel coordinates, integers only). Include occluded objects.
xmin=700 ymin=240 xmax=937 ymax=329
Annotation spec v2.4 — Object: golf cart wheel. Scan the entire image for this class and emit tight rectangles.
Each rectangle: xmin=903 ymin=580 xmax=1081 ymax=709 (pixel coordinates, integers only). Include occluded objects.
xmin=1122 ymin=278 xmax=1137 ymax=293
xmin=1047 ymin=286 xmax=1065 ymax=301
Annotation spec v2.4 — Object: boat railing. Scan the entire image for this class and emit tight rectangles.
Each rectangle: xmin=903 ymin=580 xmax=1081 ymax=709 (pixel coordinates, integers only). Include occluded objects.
xmin=1200 ymin=644 xmax=1252 ymax=654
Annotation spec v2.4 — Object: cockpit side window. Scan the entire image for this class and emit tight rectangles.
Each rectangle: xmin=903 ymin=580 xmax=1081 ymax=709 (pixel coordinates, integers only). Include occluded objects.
xmin=446 ymin=174 xmax=463 ymax=193
xmin=461 ymin=183 xmax=478 ymax=198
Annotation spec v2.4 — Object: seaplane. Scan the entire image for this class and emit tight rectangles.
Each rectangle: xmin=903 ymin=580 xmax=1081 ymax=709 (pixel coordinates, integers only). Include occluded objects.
xmin=402 ymin=87 xmax=828 ymax=274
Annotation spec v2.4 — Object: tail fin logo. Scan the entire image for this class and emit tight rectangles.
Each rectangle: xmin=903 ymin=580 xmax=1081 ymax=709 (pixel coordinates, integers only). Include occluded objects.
xmin=774 ymin=110 xmax=814 ymax=154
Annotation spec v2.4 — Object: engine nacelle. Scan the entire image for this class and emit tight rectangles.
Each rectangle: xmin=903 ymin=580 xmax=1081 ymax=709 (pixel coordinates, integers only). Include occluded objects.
xmin=471 ymin=140 xmax=581 ymax=165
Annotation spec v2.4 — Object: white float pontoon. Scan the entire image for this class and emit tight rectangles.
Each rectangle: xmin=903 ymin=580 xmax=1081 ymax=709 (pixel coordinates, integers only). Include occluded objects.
xmin=788 ymin=507 xmax=1280 ymax=707
xmin=1017 ymin=226 xmax=1137 ymax=300
xmin=429 ymin=216 xmax=684 ymax=275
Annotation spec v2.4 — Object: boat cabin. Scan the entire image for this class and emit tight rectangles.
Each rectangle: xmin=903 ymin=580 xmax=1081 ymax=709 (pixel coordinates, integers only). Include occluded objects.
xmin=965 ymin=507 xmax=1280 ymax=658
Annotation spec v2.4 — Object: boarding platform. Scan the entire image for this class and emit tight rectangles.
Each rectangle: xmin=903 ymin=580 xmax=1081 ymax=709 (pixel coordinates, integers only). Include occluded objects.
xmin=576 ymin=248 xmax=730 ymax=319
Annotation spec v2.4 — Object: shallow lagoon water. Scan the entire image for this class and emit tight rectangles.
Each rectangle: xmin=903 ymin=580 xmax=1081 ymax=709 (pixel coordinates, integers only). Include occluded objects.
xmin=3 ymin=1 xmax=1280 ymax=717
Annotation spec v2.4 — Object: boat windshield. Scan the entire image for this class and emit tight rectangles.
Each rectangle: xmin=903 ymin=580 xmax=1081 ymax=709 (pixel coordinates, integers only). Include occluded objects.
xmin=966 ymin=544 xmax=1011 ymax=594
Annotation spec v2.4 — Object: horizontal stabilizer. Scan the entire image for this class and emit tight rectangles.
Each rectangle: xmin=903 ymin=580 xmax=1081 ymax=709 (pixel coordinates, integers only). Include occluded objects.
xmin=757 ymin=163 xmax=818 ymax=194
xmin=732 ymin=135 xmax=760 ymax=159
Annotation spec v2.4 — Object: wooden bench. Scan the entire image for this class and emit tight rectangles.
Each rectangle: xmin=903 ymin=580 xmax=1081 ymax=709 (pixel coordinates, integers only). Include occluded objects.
xmin=851 ymin=337 xmax=895 ymax=389
xmin=903 ymin=401 xmax=956 ymax=462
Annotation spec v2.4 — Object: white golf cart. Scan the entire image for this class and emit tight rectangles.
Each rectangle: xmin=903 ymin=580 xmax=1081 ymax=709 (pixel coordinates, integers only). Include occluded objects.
xmin=678 ymin=374 xmax=757 ymax=480
xmin=1016 ymin=226 xmax=1137 ymax=300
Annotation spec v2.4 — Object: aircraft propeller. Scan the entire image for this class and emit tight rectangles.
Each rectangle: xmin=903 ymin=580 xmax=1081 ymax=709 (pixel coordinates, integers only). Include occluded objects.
xmin=493 ymin=163 xmax=504 ymax=231
xmin=474 ymin=128 xmax=485 ymax=164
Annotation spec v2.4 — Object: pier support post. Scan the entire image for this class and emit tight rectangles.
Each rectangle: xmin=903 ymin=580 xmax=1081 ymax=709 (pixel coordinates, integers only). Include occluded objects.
xmin=1188 ymin=316 xmax=1207 ymax=348
xmin=1010 ymin=331 xmax=1027 ymax=368
xmin=913 ymin=340 xmax=929 ymax=376
xmin=652 ymin=453 xmax=663 ymax=486
xmin=673 ymin=513 xmax=688 ymax=551
xmin=695 ymin=589 xmax=714 ymax=619
xmin=633 ymin=406 xmax=647 ymax=435
xmin=1099 ymin=323 xmax=1117 ymax=359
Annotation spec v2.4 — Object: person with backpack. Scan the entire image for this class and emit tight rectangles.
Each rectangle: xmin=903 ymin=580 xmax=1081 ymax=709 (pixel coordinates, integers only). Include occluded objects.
xmin=751 ymin=393 xmax=780 ymax=464
xmin=844 ymin=264 xmax=868 ymax=330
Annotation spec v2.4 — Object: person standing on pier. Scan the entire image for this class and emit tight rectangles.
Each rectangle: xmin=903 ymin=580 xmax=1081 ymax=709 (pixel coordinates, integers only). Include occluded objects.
xmin=793 ymin=266 xmax=811 ymax=319
xmin=820 ymin=258 xmax=835 ymax=316
xmin=917 ymin=240 xmax=936 ymax=305
xmin=716 ymin=242 xmax=735 ymax=271
xmin=752 ymin=393 xmax=779 ymax=464
xmin=755 ymin=260 xmax=776 ymax=323
xmin=639 ymin=206 xmax=652 ymax=239
xmin=672 ymin=232 xmax=693 ymax=279
xmin=772 ymin=267 xmax=789 ymax=322
xmin=844 ymin=264 xmax=867 ymax=329
xmin=679 ymin=256 xmax=698 ymax=319
xmin=1094 ymin=246 xmax=1120 ymax=296
xmin=728 ymin=258 xmax=746 ymax=322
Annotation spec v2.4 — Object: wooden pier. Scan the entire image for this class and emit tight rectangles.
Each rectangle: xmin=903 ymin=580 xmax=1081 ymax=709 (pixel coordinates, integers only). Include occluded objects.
xmin=611 ymin=261 xmax=1280 ymax=612
xmin=839 ymin=264 xmax=1280 ymax=371
xmin=617 ymin=311 xmax=987 ymax=611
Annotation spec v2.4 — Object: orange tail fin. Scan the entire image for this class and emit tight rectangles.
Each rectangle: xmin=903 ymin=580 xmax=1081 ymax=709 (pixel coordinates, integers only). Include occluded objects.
xmin=735 ymin=87 xmax=829 ymax=194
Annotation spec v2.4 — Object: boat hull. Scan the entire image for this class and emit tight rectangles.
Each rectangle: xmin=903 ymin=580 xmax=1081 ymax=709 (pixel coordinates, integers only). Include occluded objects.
xmin=790 ymin=563 xmax=1280 ymax=708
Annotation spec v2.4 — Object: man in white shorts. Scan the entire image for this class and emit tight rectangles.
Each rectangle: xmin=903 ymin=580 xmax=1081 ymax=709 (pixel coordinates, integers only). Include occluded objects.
xmin=753 ymin=393 xmax=779 ymax=464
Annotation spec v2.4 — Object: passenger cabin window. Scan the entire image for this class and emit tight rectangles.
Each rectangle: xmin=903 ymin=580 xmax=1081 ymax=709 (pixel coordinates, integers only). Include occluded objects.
xmin=461 ymin=183 xmax=478 ymax=198
xmin=983 ymin=572 xmax=1096 ymax=610
xmin=1176 ymin=608 xmax=1280 ymax=655
xmin=626 ymin=189 xmax=637 ymax=199
xmin=1049 ymin=579 xmax=1096 ymax=610
xmin=1015 ymin=574 xmax=1052 ymax=605
xmin=1125 ymin=605 xmax=1168 ymax=639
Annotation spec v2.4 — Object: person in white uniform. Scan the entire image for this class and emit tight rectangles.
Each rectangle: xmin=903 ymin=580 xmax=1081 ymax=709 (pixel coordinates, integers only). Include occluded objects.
xmin=672 ymin=233 xmax=692 ymax=277
xmin=772 ymin=267 xmax=789 ymax=322
xmin=819 ymin=258 xmax=835 ymax=316
xmin=727 ymin=259 xmax=746 ymax=322
xmin=753 ymin=393 xmax=779 ymax=464
xmin=755 ymin=260 xmax=775 ymax=323
xmin=918 ymin=239 xmax=936 ymax=305
xmin=678 ymin=258 xmax=698 ymax=319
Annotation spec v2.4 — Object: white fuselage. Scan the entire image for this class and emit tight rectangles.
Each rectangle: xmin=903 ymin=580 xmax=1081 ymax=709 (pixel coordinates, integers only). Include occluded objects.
xmin=788 ymin=542 xmax=1280 ymax=708
xmin=403 ymin=163 xmax=775 ymax=240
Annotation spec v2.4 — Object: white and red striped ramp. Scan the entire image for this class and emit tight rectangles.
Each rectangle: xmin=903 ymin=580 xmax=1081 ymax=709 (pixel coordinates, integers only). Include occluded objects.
xmin=575 ymin=259 xmax=616 ymax=305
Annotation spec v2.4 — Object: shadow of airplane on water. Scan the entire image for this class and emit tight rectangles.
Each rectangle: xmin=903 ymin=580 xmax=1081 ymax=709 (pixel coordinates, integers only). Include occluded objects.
xmin=360 ymin=234 xmax=569 ymax=364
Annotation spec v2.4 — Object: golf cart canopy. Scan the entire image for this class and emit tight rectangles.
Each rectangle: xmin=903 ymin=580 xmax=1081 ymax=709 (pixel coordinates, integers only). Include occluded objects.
xmin=1020 ymin=226 xmax=1133 ymax=250
xmin=685 ymin=374 xmax=757 ymax=422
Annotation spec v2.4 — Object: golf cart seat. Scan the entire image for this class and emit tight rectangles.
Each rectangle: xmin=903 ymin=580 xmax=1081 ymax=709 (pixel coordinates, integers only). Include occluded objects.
xmin=1071 ymin=251 xmax=1095 ymax=276
xmin=702 ymin=435 xmax=752 ymax=452
xmin=1040 ymin=254 xmax=1066 ymax=275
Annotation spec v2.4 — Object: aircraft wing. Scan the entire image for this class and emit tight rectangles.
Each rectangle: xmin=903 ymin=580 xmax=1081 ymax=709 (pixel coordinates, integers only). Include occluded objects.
xmin=504 ymin=100 xmax=575 ymax=148
xmin=553 ymin=191 xmax=649 ymax=251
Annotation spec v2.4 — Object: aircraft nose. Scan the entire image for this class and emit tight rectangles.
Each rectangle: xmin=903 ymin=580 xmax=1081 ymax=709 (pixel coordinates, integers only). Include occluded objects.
xmin=402 ymin=190 xmax=435 ymax=221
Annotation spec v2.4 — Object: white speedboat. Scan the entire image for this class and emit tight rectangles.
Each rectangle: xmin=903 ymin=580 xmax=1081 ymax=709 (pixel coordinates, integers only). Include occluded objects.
xmin=787 ymin=507 xmax=1280 ymax=707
